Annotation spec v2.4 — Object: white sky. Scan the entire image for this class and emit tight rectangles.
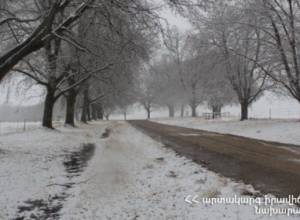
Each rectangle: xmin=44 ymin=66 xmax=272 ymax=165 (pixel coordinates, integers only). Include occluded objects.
xmin=160 ymin=7 xmax=192 ymax=31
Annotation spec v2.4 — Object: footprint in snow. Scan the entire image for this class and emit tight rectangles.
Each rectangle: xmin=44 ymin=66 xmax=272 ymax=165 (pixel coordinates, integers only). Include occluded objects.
xmin=166 ymin=171 xmax=177 ymax=178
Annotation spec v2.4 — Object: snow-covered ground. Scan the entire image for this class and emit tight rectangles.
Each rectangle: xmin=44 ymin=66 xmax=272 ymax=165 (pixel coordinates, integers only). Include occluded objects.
xmin=0 ymin=121 xmax=298 ymax=219
xmin=0 ymin=122 xmax=109 ymax=219
xmin=155 ymin=118 xmax=300 ymax=145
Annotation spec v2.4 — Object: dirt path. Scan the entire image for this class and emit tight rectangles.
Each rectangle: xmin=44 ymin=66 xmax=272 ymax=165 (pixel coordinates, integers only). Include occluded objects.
xmin=129 ymin=120 xmax=300 ymax=198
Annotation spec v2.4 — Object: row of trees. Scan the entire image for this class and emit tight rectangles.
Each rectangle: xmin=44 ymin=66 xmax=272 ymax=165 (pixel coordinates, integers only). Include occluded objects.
xmin=139 ymin=28 xmax=237 ymax=119
xmin=140 ymin=0 xmax=300 ymax=120
xmin=2 ymin=0 xmax=300 ymax=123
xmin=0 ymin=0 xmax=160 ymax=128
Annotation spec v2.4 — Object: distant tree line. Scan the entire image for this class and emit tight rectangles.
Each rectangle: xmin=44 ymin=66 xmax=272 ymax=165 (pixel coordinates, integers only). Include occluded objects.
xmin=139 ymin=0 xmax=300 ymax=120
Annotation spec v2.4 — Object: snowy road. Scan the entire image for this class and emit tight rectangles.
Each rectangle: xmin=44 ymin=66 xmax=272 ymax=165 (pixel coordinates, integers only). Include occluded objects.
xmin=0 ymin=121 xmax=298 ymax=219
xmin=61 ymin=122 xmax=298 ymax=219
xmin=130 ymin=120 xmax=300 ymax=198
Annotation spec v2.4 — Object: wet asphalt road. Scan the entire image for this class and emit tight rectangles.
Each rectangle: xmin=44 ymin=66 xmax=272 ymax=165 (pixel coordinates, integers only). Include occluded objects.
xmin=130 ymin=120 xmax=300 ymax=198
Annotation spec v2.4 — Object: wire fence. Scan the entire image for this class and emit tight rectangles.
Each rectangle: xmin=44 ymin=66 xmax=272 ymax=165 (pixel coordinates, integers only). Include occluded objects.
xmin=0 ymin=121 xmax=42 ymax=135
xmin=199 ymin=107 xmax=300 ymax=120
xmin=0 ymin=121 xmax=64 ymax=136
xmin=248 ymin=107 xmax=300 ymax=119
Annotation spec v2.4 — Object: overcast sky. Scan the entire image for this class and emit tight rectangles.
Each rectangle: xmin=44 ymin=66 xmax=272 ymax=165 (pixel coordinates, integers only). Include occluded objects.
xmin=160 ymin=7 xmax=192 ymax=31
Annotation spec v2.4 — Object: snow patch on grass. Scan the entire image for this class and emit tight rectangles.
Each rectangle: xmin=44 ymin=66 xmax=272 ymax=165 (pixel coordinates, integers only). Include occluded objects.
xmin=0 ymin=122 xmax=109 ymax=219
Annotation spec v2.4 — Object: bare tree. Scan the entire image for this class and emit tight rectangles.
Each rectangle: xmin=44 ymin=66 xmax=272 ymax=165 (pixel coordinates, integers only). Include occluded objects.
xmin=252 ymin=0 xmax=300 ymax=105
xmin=149 ymin=56 xmax=184 ymax=117
xmin=6 ymin=0 xmax=161 ymax=128
xmin=0 ymin=0 xmax=94 ymax=82
xmin=138 ymin=66 xmax=160 ymax=119
xmin=181 ymin=35 xmax=219 ymax=117
xmin=163 ymin=27 xmax=189 ymax=117
xmin=203 ymin=61 xmax=238 ymax=118
xmin=203 ymin=2 xmax=272 ymax=120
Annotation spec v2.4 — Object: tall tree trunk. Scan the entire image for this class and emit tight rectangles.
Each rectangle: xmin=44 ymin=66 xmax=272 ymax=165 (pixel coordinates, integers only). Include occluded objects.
xmin=180 ymin=104 xmax=184 ymax=117
xmin=190 ymin=84 xmax=197 ymax=117
xmin=75 ymin=111 xmax=80 ymax=121
xmin=191 ymin=104 xmax=197 ymax=117
xmin=147 ymin=108 xmax=151 ymax=119
xmin=81 ymin=106 xmax=87 ymax=123
xmin=65 ymin=89 xmax=77 ymax=127
xmin=81 ymin=88 xmax=89 ymax=123
xmin=97 ymin=108 xmax=103 ymax=120
xmin=240 ymin=101 xmax=249 ymax=121
xmin=212 ymin=105 xmax=222 ymax=119
xmin=91 ymin=104 xmax=97 ymax=120
xmin=87 ymin=104 xmax=91 ymax=121
xmin=168 ymin=104 xmax=175 ymax=118
xmin=42 ymin=87 xmax=55 ymax=128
